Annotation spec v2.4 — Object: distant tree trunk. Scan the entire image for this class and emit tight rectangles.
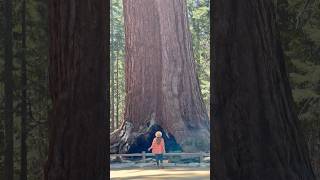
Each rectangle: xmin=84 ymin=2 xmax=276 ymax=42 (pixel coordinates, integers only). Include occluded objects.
xmin=20 ymin=0 xmax=28 ymax=179
xmin=110 ymin=59 xmax=115 ymax=132
xmin=213 ymin=0 xmax=315 ymax=179
xmin=44 ymin=0 xmax=108 ymax=179
xmin=111 ymin=0 xmax=209 ymax=153
xmin=110 ymin=0 xmax=115 ymax=132
xmin=191 ymin=19 xmax=201 ymax=74
xmin=3 ymin=0 xmax=14 ymax=179
xmin=194 ymin=0 xmax=200 ymax=8
xmin=116 ymin=51 xmax=119 ymax=129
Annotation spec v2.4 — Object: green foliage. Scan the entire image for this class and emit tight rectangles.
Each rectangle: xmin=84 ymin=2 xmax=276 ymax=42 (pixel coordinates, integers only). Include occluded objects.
xmin=0 ymin=0 xmax=49 ymax=178
xmin=277 ymin=0 xmax=320 ymax=175
xmin=187 ymin=0 xmax=210 ymax=113
xmin=277 ymin=0 xmax=320 ymax=104
xmin=110 ymin=0 xmax=126 ymax=130
xmin=110 ymin=0 xmax=125 ymax=131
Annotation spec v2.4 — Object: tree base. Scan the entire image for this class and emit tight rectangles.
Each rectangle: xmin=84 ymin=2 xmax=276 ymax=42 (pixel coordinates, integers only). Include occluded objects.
xmin=110 ymin=121 xmax=210 ymax=154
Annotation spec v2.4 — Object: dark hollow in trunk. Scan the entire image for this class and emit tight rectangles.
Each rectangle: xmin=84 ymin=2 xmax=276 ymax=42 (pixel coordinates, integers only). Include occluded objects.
xmin=127 ymin=124 xmax=182 ymax=154
xmin=44 ymin=0 xmax=108 ymax=179
xmin=212 ymin=0 xmax=315 ymax=179
xmin=111 ymin=0 xmax=210 ymax=154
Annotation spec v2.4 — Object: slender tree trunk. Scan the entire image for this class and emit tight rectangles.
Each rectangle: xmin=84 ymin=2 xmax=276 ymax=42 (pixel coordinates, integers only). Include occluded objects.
xmin=3 ymin=0 xmax=14 ymax=179
xmin=110 ymin=58 xmax=116 ymax=131
xmin=110 ymin=65 xmax=115 ymax=131
xmin=20 ymin=0 xmax=28 ymax=179
xmin=212 ymin=0 xmax=315 ymax=179
xmin=116 ymin=50 xmax=119 ymax=129
xmin=111 ymin=0 xmax=209 ymax=153
xmin=110 ymin=59 xmax=115 ymax=132
xmin=110 ymin=0 xmax=115 ymax=132
xmin=44 ymin=0 xmax=108 ymax=179
xmin=192 ymin=19 xmax=201 ymax=73
xmin=195 ymin=0 xmax=200 ymax=8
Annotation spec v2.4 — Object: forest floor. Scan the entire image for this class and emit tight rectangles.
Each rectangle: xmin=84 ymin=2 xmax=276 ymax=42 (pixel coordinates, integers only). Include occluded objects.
xmin=110 ymin=166 xmax=210 ymax=180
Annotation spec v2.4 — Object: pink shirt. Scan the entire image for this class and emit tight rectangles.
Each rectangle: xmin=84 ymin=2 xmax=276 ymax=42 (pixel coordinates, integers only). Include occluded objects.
xmin=150 ymin=138 xmax=165 ymax=154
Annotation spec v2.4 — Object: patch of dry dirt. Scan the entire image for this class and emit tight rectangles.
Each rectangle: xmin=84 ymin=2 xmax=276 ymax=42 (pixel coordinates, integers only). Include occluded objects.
xmin=110 ymin=166 xmax=210 ymax=180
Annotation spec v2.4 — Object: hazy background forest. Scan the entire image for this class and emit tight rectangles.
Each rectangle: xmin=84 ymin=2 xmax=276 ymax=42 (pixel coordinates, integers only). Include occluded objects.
xmin=0 ymin=0 xmax=319 ymax=179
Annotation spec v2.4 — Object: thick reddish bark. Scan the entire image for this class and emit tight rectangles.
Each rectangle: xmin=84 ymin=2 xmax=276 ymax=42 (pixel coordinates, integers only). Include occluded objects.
xmin=212 ymin=0 xmax=315 ymax=179
xmin=111 ymin=0 xmax=209 ymax=153
xmin=44 ymin=0 xmax=108 ymax=179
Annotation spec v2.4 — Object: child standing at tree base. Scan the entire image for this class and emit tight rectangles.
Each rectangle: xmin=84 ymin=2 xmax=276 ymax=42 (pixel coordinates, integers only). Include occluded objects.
xmin=148 ymin=131 xmax=166 ymax=168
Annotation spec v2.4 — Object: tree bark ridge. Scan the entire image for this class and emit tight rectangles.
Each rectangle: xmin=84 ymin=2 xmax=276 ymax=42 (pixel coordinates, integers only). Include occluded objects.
xmin=45 ymin=1 xmax=108 ymax=179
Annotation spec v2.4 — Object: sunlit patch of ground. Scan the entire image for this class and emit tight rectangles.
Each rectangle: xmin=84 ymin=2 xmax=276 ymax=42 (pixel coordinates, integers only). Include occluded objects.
xmin=110 ymin=166 xmax=210 ymax=180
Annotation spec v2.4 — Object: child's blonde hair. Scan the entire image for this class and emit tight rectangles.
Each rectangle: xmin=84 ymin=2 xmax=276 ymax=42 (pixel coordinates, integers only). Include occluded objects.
xmin=155 ymin=131 xmax=162 ymax=137
xmin=155 ymin=131 xmax=162 ymax=145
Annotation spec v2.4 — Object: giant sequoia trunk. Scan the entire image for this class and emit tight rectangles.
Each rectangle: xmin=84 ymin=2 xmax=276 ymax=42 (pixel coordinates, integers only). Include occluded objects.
xmin=111 ymin=0 xmax=209 ymax=153
xmin=44 ymin=0 xmax=108 ymax=179
xmin=212 ymin=0 xmax=315 ymax=179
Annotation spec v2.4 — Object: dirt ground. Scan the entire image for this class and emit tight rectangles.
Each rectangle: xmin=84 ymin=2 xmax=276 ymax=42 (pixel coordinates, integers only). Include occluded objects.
xmin=110 ymin=166 xmax=210 ymax=180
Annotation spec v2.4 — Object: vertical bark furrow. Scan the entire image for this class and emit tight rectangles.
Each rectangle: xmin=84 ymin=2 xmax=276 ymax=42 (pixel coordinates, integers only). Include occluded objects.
xmin=45 ymin=0 xmax=107 ymax=179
